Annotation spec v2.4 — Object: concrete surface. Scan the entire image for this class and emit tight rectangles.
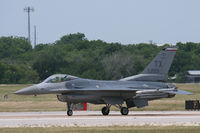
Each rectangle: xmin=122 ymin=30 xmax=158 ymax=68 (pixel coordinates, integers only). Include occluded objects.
xmin=0 ymin=111 xmax=200 ymax=127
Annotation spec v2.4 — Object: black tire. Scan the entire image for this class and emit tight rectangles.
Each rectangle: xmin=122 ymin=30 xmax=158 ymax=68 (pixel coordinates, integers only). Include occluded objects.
xmin=101 ymin=106 xmax=110 ymax=115
xmin=120 ymin=107 xmax=129 ymax=115
xmin=67 ymin=110 xmax=73 ymax=116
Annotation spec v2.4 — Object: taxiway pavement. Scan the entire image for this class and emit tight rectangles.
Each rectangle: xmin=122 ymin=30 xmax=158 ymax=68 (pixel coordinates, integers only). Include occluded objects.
xmin=0 ymin=111 xmax=200 ymax=127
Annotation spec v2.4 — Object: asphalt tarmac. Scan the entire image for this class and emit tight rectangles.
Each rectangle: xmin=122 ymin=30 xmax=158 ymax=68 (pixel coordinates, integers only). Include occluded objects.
xmin=0 ymin=111 xmax=200 ymax=127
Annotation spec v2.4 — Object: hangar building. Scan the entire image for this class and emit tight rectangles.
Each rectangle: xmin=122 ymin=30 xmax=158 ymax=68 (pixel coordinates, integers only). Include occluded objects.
xmin=187 ymin=70 xmax=200 ymax=83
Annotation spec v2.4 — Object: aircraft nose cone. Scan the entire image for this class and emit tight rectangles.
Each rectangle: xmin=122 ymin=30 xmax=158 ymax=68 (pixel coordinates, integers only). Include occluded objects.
xmin=14 ymin=86 xmax=38 ymax=95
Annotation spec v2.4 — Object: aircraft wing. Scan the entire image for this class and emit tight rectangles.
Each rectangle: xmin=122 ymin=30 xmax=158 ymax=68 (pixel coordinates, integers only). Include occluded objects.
xmin=50 ymin=87 xmax=139 ymax=93
xmin=49 ymin=87 xmax=193 ymax=95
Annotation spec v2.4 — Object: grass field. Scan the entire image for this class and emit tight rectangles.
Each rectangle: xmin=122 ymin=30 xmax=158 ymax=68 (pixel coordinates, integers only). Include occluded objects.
xmin=0 ymin=126 xmax=200 ymax=133
xmin=0 ymin=83 xmax=199 ymax=112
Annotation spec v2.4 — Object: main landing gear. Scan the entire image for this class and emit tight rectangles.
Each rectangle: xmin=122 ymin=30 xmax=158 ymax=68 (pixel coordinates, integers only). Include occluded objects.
xmin=120 ymin=107 xmax=129 ymax=115
xmin=101 ymin=104 xmax=111 ymax=115
xmin=101 ymin=104 xmax=129 ymax=116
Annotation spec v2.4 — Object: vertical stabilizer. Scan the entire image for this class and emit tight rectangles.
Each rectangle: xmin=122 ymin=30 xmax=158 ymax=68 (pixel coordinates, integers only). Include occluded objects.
xmin=142 ymin=47 xmax=177 ymax=76
xmin=120 ymin=47 xmax=177 ymax=82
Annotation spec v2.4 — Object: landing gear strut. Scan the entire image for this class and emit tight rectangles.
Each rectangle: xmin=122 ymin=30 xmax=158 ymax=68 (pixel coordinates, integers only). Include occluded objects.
xmin=67 ymin=103 xmax=73 ymax=116
xmin=101 ymin=104 xmax=111 ymax=115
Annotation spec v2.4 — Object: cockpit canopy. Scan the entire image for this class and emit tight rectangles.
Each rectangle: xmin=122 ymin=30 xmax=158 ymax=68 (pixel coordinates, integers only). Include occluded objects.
xmin=43 ymin=74 xmax=78 ymax=83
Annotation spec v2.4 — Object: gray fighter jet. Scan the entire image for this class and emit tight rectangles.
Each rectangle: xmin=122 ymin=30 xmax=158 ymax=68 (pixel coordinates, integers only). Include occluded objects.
xmin=14 ymin=47 xmax=192 ymax=116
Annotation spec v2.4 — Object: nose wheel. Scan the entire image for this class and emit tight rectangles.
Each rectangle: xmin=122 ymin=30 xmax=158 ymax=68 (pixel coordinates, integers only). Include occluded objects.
xmin=67 ymin=103 xmax=73 ymax=116
xmin=67 ymin=109 xmax=73 ymax=116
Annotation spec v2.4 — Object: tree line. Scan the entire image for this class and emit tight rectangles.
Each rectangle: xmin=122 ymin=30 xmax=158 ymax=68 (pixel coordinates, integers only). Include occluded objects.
xmin=0 ymin=33 xmax=199 ymax=83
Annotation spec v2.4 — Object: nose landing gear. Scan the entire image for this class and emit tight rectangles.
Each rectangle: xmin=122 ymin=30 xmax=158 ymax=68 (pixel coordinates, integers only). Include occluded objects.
xmin=67 ymin=103 xmax=73 ymax=116
xmin=67 ymin=109 xmax=73 ymax=116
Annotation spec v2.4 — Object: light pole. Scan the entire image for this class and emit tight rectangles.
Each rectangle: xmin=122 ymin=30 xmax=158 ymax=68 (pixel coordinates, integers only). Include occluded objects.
xmin=24 ymin=6 xmax=34 ymax=45
xmin=34 ymin=25 xmax=36 ymax=48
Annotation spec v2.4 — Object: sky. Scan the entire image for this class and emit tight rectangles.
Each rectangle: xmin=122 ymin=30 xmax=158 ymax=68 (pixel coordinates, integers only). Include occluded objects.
xmin=1 ymin=0 xmax=200 ymax=46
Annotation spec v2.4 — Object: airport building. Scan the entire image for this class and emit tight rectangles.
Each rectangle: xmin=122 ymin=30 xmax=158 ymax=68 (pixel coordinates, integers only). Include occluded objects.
xmin=187 ymin=70 xmax=200 ymax=83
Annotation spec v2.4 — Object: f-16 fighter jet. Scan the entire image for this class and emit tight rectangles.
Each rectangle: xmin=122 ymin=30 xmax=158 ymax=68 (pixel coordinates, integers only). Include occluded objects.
xmin=15 ymin=47 xmax=192 ymax=116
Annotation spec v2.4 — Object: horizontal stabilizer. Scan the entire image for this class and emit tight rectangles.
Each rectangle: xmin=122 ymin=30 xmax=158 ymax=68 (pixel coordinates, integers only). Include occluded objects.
xmin=136 ymin=88 xmax=194 ymax=95
xmin=166 ymin=90 xmax=193 ymax=95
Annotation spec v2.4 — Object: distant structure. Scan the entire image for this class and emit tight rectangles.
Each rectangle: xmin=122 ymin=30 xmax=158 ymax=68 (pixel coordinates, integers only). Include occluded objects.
xmin=149 ymin=40 xmax=153 ymax=44
xmin=187 ymin=70 xmax=200 ymax=83
xmin=34 ymin=25 xmax=36 ymax=48
xmin=2 ymin=94 xmax=8 ymax=100
xmin=24 ymin=6 xmax=34 ymax=46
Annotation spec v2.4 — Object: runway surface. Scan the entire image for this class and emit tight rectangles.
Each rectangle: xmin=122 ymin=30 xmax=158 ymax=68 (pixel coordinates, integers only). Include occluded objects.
xmin=0 ymin=111 xmax=200 ymax=127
